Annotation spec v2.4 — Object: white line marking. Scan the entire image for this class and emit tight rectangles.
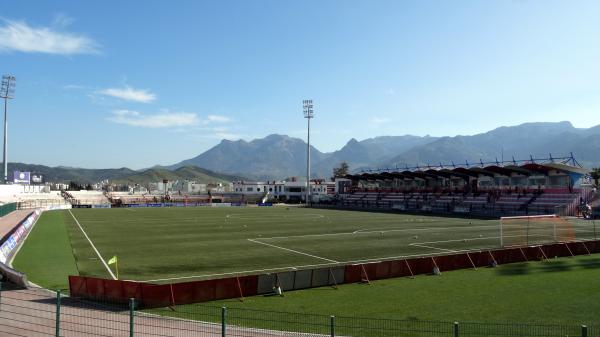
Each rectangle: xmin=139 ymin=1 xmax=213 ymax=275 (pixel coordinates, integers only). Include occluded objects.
xmin=412 ymin=236 xmax=502 ymax=245
xmin=247 ymin=238 xmax=339 ymax=263
xmin=139 ymin=248 xmax=489 ymax=283
xmin=139 ymin=263 xmax=335 ymax=282
xmin=146 ymin=234 xmax=594 ymax=283
xmin=411 ymin=243 xmax=458 ymax=253
xmin=68 ymin=209 xmax=117 ymax=280
xmin=263 ymin=224 xmax=503 ymax=240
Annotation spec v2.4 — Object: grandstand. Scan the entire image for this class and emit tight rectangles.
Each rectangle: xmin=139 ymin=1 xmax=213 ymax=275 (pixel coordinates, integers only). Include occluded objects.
xmin=63 ymin=190 xmax=110 ymax=207
xmin=106 ymin=191 xmax=259 ymax=206
xmin=336 ymin=158 xmax=594 ymax=217
xmin=0 ymin=184 xmax=69 ymax=209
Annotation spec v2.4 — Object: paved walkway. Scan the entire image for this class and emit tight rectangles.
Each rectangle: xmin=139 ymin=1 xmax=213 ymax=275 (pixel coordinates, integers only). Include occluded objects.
xmin=0 ymin=286 xmax=321 ymax=337
xmin=0 ymin=210 xmax=32 ymax=240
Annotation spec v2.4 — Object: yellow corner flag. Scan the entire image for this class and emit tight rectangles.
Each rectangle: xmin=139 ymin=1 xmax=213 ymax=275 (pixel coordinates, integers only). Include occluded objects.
xmin=107 ymin=256 xmax=119 ymax=279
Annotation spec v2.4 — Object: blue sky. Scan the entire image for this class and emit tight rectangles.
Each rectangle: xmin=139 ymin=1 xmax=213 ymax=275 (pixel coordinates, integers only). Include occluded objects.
xmin=1 ymin=1 xmax=600 ymax=169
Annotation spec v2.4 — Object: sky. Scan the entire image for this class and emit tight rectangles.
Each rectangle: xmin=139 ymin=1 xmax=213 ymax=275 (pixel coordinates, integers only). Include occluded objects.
xmin=1 ymin=0 xmax=600 ymax=169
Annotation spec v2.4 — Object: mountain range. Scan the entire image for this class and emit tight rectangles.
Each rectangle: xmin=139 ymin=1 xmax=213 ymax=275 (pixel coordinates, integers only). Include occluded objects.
xmin=9 ymin=121 xmax=600 ymax=184
xmin=6 ymin=163 xmax=242 ymax=185
xmin=170 ymin=121 xmax=600 ymax=180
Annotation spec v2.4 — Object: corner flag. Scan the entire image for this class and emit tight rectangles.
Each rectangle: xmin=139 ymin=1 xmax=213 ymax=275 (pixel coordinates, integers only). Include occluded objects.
xmin=108 ymin=256 xmax=119 ymax=279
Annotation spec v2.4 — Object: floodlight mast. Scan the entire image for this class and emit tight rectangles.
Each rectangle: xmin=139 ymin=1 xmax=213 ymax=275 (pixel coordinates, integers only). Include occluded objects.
xmin=0 ymin=75 xmax=15 ymax=184
xmin=303 ymin=99 xmax=314 ymax=205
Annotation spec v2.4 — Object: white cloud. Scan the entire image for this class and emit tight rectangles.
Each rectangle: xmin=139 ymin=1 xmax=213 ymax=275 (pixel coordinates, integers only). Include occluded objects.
xmin=189 ymin=125 xmax=242 ymax=140
xmin=97 ymin=86 xmax=156 ymax=103
xmin=0 ymin=19 xmax=98 ymax=55
xmin=52 ymin=13 xmax=74 ymax=28
xmin=211 ymin=126 xmax=229 ymax=132
xmin=108 ymin=110 xmax=199 ymax=128
xmin=215 ymin=132 xmax=241 ymax=140
xmin=62 ymin=84 xmax=87 ymax=90
xmin=370 ymin=117 xmax=391 ymax=124
xmin=204 ymin=114 xmax=232 ymax=124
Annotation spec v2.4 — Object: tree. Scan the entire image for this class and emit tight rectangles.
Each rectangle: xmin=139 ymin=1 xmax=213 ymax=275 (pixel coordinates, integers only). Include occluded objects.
xmin=68 ymin=181 xmax=84 ymax=191
xmin=332 ymin=161 xmax=350 ymax=179
xmin=591 ymin=167 xmax=600 ymax=186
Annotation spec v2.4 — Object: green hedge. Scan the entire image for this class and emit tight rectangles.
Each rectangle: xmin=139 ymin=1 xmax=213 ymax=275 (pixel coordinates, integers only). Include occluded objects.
xmin=0 ymin=202 xmax=17 ymax=217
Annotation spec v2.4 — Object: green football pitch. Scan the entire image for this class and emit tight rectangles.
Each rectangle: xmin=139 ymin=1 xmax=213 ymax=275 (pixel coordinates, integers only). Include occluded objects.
xmin=14 ymin=206 xmax=599 ymax=290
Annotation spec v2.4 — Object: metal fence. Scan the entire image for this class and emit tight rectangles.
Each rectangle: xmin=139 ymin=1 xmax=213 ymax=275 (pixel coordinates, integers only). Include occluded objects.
xmin=319 ymin=201 xmax=575 ymax=218
xmin=1 ymin=283 xmax=598 ymax=337
xmin=16 ymin=200 xmax=70 ymax=210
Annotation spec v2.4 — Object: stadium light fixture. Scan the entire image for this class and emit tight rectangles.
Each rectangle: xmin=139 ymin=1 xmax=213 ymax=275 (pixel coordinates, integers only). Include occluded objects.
xmin=303 ymin=99 xmax=314 ymax=205
xmin=0 ymin=75 xmax=16 ymax=184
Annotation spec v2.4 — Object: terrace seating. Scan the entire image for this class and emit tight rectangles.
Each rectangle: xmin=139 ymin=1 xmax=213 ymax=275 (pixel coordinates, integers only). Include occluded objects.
xmin=67 ymin=190 xmax=110 ymax=205
xmin=337 ymin=186 xmax=587 ymax=217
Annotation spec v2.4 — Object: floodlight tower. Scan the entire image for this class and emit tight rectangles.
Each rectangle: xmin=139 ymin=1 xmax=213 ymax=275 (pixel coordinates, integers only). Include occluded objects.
xmin=303 ymin=99 xmax=314 ymax=205
xmin=0 ymin=75 xmax=15 ymax=184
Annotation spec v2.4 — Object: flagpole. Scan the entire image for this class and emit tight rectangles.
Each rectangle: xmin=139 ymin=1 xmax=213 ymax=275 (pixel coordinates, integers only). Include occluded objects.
xmin=116 ymin=259 xmax=119 ymax=280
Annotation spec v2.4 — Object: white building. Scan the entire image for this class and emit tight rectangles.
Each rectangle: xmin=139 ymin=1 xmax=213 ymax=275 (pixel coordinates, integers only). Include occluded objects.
xmin=171 ymin=181 xmax=207 ymax=194
xmin=232 ymin=177 xmax=335 ymax=202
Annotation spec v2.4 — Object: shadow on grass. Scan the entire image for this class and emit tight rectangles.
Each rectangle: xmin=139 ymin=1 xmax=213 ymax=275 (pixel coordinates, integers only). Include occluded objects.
xmin=495 ymin=257 xmax=600 ymax=276
xmin=496 ymin=263 xmax=530 ymax=276
xmin=538 ymin=260 xmax=572 ymax=273
xmin=579 ymin=258 xmax=600 ymax=269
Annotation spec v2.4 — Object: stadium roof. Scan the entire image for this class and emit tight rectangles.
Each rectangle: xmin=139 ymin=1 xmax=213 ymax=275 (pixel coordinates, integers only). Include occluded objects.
xmin=346 ymin=158 xmax=590 ymax=181
xmin=542 ymin=162 xmax=590 ymax=175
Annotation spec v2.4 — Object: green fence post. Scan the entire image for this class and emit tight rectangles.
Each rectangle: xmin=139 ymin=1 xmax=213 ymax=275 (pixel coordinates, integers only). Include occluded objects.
xmin=55 ymin=290 xmax=61 ymax=337
xmin=129 ymin=298 xmax=135 ymax=337
xmin=330 ymin=315 xmax=335 ymax=337
xmin=454 ymin=321 xmax=459 ymax=337
xmin=582 ymin=325 xmax=588 ymax=337
xmin=221 ymin=307 xmax=227 ymax=337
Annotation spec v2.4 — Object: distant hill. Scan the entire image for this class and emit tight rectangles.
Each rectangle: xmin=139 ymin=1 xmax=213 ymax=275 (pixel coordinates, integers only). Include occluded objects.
xmin=169 ymin=121 xmax=600 ymax=180
xmin=111 ymin=166 xmax=243 ymax=185
xmin=7 ymin=163 xmax=137 ymax=184
xmin=13 ymin=121 xmax=600 ymax=183
xmin=383 ymin=122 xmax=600 ymax=169
xmin=170 ymin=134 xmax=328 ymax=180
xmin=314 ymin=135 xmax=439 ymax=174
xmin=6 ymin=163 xmax=242 ymax=185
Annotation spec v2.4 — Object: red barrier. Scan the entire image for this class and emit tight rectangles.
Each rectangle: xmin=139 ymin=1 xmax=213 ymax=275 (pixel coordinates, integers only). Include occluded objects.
xmin=68 ymin=274 xmax=259 ymax=308
xmin=69 ymin=239 xmax=600 ymax=308
xmin=344 ymin=265 xmax=362 ymax=283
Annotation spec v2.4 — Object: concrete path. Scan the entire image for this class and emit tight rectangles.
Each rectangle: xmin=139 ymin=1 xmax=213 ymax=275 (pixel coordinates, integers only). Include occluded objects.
xmin=0 ymin=286 xmax=323 ymax=337
xmin=0 ymin=210 xmax=32 ymax=240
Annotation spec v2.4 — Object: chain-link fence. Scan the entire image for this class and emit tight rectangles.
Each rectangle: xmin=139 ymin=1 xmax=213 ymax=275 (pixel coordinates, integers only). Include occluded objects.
xmin=1 ymin=283 xmax=598 ymax=337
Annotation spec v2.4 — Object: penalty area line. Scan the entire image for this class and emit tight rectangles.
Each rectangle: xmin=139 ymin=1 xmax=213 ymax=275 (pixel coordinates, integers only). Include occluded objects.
xmin=138 ymin=262 xmax=336 ymax=283
xmin=247 ymin=238 xmax=339 ymax=263
xmin=138 ymin=248 xmax=496 ymax=283
xmin=68 ymin=209 xmax=117 ymax=280
xmin=410 ymin=243 xmax=459 ymax=253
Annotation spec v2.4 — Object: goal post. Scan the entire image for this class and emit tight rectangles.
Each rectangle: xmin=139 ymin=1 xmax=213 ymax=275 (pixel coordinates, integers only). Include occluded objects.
xmin=500 ymin=215 xmax=575 ymax=247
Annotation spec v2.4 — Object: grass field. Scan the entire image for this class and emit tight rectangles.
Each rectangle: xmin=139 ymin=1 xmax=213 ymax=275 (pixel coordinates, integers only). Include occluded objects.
xmin=147 ymin=254 xmax=600 ymax=333
xmin=14 ymin=206 xmax=598 ymax=290
xmin=12 ymin=211 xmax=78 ymax=290
xmin=12 ymin=206 xmax=600 ymax=330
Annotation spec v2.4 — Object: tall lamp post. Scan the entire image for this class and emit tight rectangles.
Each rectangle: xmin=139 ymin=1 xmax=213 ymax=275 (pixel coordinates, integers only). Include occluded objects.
xmin=303 ymin=99 xmax=314 ymax=205
xmin=0 ymin=75 xmax=15 ymax=184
